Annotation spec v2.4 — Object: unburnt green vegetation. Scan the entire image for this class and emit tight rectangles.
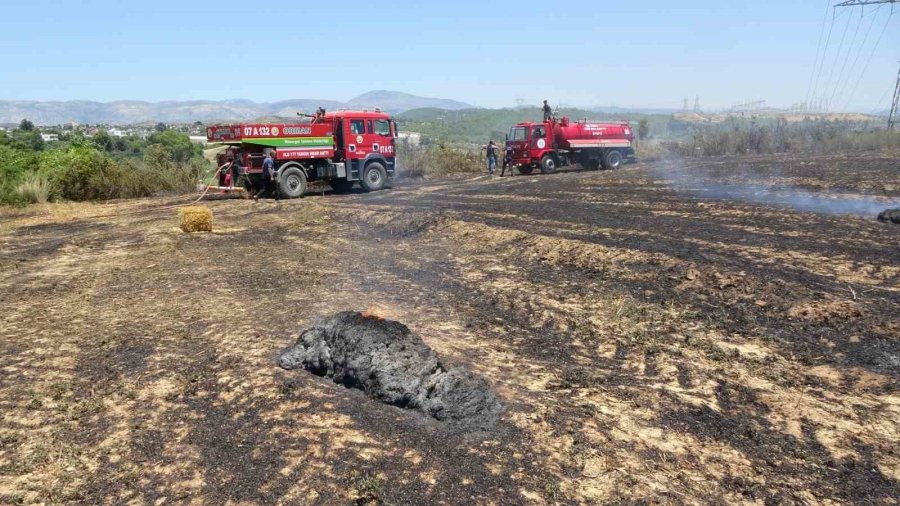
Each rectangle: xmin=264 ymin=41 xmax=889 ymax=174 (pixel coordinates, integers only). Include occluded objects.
xmin=395 ymin=108 xmax=899 ymax=174
xmin=0 ymin=122 xmax=208 ymax=206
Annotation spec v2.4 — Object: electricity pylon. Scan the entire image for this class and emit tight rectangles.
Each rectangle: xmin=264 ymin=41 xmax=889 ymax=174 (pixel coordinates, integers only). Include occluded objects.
xmin=889 ymin=64 xmax=900 ymax=130
xmin=835 ymin=0 xmax=898 ymax=124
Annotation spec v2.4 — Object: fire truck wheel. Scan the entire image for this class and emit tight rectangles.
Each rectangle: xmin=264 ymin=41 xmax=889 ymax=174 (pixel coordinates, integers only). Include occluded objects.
xmin=518 ymin=165 xmax=534 ymax=175
xmin=540 ymin=155 xmax=557 ymax=174
xmin=278 ymin=166 xmax=308 ymax=198
xmin=602 ymin=150 xmax=623 ymax=170
xmin=330 ymin=179 xmax=355 ymax=194
xmin=361 ymin=163 xmax=387 ymax=192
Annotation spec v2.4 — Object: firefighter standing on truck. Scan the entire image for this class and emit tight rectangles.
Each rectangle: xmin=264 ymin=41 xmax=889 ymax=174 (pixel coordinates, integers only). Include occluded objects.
xmin=543 ymin=100 xmax=552 ymax=122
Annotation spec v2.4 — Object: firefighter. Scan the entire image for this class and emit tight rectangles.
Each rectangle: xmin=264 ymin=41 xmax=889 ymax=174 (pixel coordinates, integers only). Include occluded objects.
xmin=500 ymin=144 xmax=514 ymax=177
xmin=230 ymin=149 xmax=243 ymax=188
xmin=543 ymin=100 xmax=552 ymax=122
xmin=484 ymin=140 xmax=499 ymax=176
xmin=218 ymin=157 xmax=230 ymax=187
xmin=254 ymin=152 xmax=279 ymax=201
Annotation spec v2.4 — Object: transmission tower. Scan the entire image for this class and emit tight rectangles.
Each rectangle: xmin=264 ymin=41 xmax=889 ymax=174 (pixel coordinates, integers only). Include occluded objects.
xmin=694 ymin=96 xmax=701 ymax=113
xmin=889 ymin=64 xmax=900 ymax=130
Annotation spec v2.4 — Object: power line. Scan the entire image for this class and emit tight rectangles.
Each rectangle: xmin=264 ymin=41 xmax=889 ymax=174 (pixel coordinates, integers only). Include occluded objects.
xmin=876 ymin=78 xmax=896 ymax=106
xmin=828 ymin=9 xmax=866 ymax=107
xmin=831 ymin=6 xmax=884 ymax=107
xmin=835 ymin=0 xmax=898 ymax=6
xmin=840 ymin=9 xmax=895 ymax=110
xmin=806 ymin=0 xmax=834 ymax=106
xmin=810 ymin=8 xmax=842 ymax=110
xmin=822 ymin=9 xmax=854 ymax=111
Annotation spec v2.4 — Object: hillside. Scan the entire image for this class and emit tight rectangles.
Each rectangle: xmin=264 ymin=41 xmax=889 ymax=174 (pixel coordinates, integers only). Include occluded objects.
xmin=346 ymin=90 xmax=471 ymax=112
xmin=0 ymin=91 xmax=474 ymax=125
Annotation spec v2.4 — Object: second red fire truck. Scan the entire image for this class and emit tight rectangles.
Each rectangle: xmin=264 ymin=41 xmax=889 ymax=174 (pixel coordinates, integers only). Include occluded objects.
xmin=505 ymin=116 xmax=635 ymax=174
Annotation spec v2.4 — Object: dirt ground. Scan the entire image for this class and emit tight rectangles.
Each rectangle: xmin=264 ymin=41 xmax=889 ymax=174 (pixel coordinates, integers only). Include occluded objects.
xmin=1 ymin=153 xmax=898 ymax=505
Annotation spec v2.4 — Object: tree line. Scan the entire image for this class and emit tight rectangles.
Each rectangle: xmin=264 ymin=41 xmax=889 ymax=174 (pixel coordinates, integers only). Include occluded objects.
xmin=0 ymin=120 xmax=210 ymax=205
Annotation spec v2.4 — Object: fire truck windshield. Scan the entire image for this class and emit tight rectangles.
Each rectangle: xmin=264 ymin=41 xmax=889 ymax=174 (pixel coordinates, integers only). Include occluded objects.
xmin=374 ymin=119 xmax=391 ymax=136
xmin=509 ymin=126 xmax=528 ymax=141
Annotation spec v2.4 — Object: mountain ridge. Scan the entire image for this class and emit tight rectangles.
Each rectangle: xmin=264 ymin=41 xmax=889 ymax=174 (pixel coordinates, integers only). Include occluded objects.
xmin=0 ymin=91 xmax=474 ymax=125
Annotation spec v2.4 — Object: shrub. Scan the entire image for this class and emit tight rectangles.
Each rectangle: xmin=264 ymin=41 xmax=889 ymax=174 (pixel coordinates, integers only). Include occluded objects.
xmin=41 ymin=146 xmax=127 ymax=201
xmin=638 ymin=119 xmax=650 ymax=140
xmin=16 ymin=173 xmax=51 ymax=204
xmin=397 ymin=140 xmax=484 ymax=178
xmin=633 ymin=139 xmax=670 ymax=162
xmin=0 ymin=146 xmax=40 ymax=205
xmin=18 ymin=144 xmax=206 ymax=204
xmin=661 ymin=119 xmax=900 ymax=158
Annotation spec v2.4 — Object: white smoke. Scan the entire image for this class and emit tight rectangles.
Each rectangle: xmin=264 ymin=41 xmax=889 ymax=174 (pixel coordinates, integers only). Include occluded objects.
xmin=652 ymin=160 xmax=900 ymax=217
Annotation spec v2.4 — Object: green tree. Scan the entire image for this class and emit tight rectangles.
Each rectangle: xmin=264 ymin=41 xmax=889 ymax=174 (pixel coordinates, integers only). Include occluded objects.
xmin=143 ymin=144 xmax=173 ymax=172
xmin=147 ymin=130 xmax=200 ymax=163
xmin=7 ymin=130 xmax=45 ymax=151
xmin=92 ymin=129 xmax=113 ymax=151
xmin=19 ymin=119 xmax=35 ymax=131
xmin=0 ymin=145 xmax=38 ymax=181
xmin=155 ymin=122 xmax=167 ymax=132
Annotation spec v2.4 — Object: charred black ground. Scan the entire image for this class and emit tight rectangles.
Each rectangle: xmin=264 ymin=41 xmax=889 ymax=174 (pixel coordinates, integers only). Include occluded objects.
xmin=1 ymin=153 xmax=897 ymax=504
xmin=278 ymin=311 xmax=502 ymax=432
xmin=878 ymin=208 xmax=900 ymax=224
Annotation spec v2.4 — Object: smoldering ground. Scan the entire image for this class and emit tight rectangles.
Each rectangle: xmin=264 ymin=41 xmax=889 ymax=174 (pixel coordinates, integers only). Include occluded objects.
xmin=278 ymin=311 xmax=503 ymax=432
xmin=651 ymin=158 xmax=900 ymax=217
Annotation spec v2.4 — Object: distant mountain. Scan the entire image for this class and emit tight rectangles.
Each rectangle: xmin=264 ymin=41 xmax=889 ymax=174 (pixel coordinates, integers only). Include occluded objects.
xmin=0 ymin=91 xmax=474 ymax=125
xmin=346 ymin=90 xmax=471 ymax=113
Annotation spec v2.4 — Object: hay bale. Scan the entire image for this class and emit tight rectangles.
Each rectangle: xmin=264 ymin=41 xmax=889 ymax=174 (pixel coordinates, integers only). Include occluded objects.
xmin=179 ymin=206 xmax=213 ymax=232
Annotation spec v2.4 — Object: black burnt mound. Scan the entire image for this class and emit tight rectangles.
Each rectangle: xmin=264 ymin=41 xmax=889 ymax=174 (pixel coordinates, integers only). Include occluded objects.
xmin=877 ymin=208 xmax=900 ymax=224
xmin=278 ymin=311 xmax=502 ymax=431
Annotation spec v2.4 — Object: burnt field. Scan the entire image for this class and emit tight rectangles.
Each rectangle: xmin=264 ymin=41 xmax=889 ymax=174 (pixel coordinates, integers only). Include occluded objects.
xmin=1 ymin=153 xmax=898 ymax=504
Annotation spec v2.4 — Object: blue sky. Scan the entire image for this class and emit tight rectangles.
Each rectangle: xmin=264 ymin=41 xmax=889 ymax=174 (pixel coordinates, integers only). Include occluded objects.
xmin=1 ymin=0 xmax=897 ymax=111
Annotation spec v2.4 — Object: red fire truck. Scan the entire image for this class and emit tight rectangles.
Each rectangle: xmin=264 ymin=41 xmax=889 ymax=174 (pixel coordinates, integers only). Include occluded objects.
xmin=206 ymin=109 xmax=397 ymax=198
xmin=505 ymin=116 xmax=634 ymax=174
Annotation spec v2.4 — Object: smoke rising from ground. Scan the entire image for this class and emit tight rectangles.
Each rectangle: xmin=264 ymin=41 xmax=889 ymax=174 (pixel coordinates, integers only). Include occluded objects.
xmin=653 ymin=160 xmax=900 ymax=217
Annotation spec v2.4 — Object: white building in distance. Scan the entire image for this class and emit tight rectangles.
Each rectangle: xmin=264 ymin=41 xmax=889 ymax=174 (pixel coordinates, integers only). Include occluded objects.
xmin=397 ymin=131 xmax=421 ymax=146
xmin=108 ymin=128 xmax=131 ymax=138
